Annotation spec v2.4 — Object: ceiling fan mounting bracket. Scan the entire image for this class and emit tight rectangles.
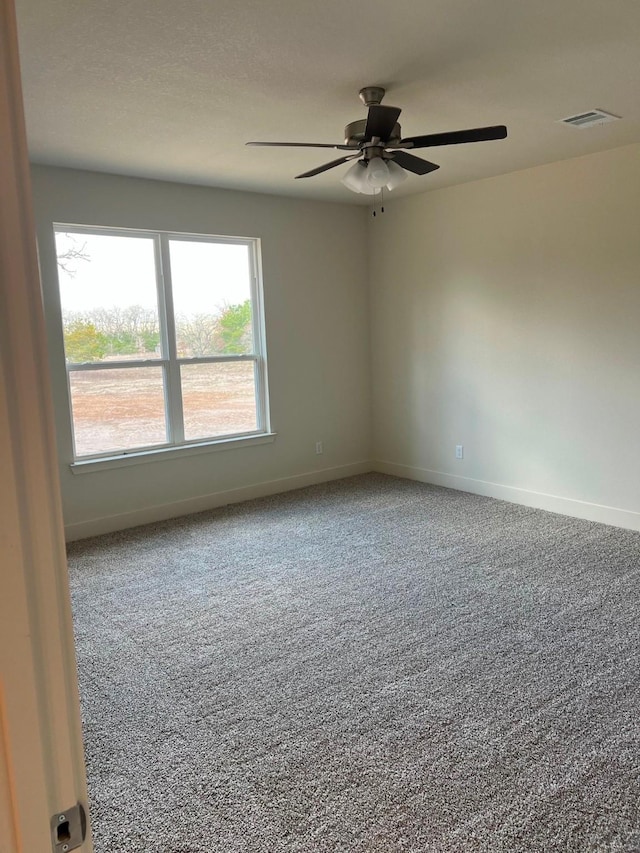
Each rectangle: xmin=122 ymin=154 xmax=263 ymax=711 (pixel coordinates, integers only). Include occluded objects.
xmin=359 ymin=86 xmax=386 ymax=107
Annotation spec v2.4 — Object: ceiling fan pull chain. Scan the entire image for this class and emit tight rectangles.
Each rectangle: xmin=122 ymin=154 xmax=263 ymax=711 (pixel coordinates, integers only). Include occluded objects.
xmin=371 ymin=188 xmax=385 ymax=218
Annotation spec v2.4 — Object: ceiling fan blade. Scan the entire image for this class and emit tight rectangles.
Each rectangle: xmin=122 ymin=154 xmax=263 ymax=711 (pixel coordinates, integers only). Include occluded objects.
xmin=400 ymin=125 xmax=508 ymax=149
xmin=364 ymin=105 xmax=402 ymax=141
xmin=295 ymin=154 xmax=360 ymax=179
xmin=246 ymin=141 xmax=353 ymax=150
xmin=390 ymin=151 xmax=440 ymax=176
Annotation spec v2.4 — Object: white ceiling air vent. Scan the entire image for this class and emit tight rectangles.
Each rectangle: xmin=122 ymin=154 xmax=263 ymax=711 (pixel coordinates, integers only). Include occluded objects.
xmin=559 ymin=109 xmax=621 ymax=128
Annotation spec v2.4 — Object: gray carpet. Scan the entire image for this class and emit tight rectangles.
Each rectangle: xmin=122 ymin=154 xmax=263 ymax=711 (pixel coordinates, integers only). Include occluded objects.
xmin=67 ymin=473 xmax=640 ymax=852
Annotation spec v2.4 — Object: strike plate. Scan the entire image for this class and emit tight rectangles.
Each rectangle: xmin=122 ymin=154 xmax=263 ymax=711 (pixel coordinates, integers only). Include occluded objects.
xmin=51 ymin=803 xmax=87 ymax=852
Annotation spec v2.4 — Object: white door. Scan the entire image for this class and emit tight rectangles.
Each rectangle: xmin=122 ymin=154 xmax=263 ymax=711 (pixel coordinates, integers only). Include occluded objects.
xmin=0 ymin=0 xmax=92 ymax=849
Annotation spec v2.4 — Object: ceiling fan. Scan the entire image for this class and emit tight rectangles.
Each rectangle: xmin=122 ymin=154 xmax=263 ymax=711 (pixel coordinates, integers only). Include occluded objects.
xmin=247 ymin=86 xmax=507 ymax=195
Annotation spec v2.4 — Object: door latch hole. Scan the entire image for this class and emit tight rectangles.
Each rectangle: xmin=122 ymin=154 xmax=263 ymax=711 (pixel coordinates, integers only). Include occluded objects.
xmin=57 ymin=821 xmax=71 ymax=843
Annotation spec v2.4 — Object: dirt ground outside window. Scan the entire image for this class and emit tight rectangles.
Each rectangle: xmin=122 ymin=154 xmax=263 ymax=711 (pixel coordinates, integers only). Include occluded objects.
xmin=70 ymin=362 xmax=257 ymax=457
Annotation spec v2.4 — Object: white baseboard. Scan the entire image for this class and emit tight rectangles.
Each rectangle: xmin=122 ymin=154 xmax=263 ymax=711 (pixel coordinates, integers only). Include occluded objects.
xmin=64 ymin=461 xmax=373 ymax=541
xmin=374 ymin=460 xmax=640 ymax=533
xmin=65 ymin=458 xmax=640 ymax=540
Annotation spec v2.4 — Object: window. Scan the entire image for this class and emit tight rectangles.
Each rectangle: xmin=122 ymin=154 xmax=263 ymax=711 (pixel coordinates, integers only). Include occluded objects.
xmin=54 ymin=226 xmax=270 ymax=463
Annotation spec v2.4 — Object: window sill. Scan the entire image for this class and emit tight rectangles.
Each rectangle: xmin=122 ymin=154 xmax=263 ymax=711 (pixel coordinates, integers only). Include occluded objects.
xmin=69 ymin=432 xmax=277 ymax=475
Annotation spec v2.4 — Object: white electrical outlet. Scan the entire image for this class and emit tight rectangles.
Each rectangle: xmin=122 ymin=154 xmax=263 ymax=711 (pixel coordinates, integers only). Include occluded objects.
xmin=315 ymin=441 xmax=323 ymax=455
xmin=455 ymin=445 xmax=464 ymax=459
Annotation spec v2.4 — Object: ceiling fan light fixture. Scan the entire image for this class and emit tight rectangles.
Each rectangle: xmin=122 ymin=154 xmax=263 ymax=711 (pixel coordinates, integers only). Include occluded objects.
xmin=341 ymin=160 xmax=380 ymax=194
xmin=359 ymin=181 xmax=382 ymax=196
xmin=385 ymin=159 xmax=408 ymax=190
xmin=341 ymin=160 xmax=367 ymax=192
xmin=366 ymin=157 xmax=390 ymax=188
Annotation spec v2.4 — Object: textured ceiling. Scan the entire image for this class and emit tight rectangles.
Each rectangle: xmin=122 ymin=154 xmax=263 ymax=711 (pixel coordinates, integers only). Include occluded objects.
xmin=15 ymin=0 xmax=640 ymax=204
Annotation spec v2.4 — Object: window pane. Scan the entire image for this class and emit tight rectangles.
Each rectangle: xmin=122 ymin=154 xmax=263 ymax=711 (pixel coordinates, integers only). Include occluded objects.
xmin=55 ymin=231 xmax=162 ymax=363
xmin=181 ymin=362 xmax=257 ymax=441
xmin=69 ymin=368 xmax=167 ymax=456
xmin=169 ymin=240 xmax=254 ymax=357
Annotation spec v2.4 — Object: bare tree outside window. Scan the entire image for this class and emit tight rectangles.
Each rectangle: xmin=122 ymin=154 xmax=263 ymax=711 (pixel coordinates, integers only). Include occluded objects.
xmin=56 ymin=233 xmax=90 ymax=277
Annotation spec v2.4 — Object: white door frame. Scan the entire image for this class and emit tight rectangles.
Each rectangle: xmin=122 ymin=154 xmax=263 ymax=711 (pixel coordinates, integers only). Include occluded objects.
xmin=0 ymin=0 xmax=92 ymax=849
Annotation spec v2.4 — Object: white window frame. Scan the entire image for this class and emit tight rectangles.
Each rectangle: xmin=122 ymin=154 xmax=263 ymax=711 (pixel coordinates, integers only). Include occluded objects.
xmin=54 ymin=224 xmax=273 ymax=471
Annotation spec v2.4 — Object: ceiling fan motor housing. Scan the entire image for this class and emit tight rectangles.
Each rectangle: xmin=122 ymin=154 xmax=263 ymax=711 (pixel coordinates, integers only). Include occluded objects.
xmin=344 ymin=119 xmax=402 ymax=147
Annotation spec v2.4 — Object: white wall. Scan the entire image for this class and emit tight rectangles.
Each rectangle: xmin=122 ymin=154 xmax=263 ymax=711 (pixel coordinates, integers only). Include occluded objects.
xmin=370 ymin=143 xmax=640 ymax=530
xmin=31 ymin=166 xmax=372 ymax=538
xmin=33 ymin=144 xmax=640 ymax=538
